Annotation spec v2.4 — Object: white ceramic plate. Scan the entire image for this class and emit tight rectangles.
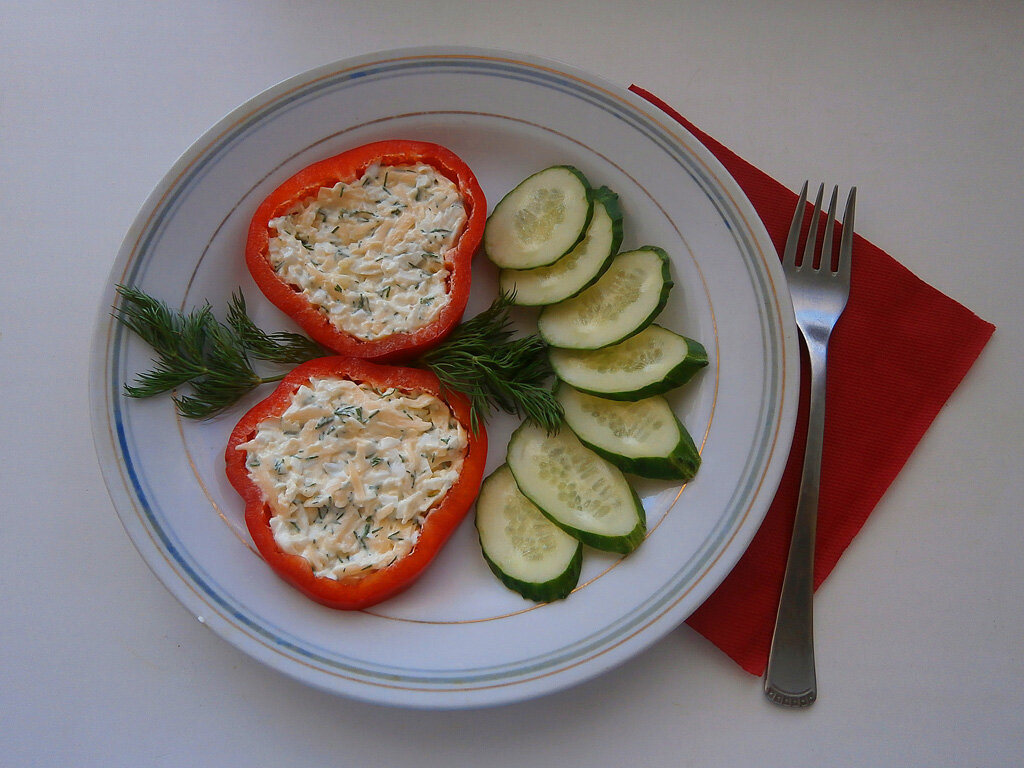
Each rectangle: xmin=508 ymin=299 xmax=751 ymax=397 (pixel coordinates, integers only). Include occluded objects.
xmin=90 ymin=47 xmax=798 ymax=709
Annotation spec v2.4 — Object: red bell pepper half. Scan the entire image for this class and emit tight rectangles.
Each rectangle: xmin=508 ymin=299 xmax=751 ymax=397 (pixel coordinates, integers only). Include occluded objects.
xmin=224 ymin=356 xmax=488 ymax=610
xmin=244 ymin=140 xmax=486 ymax=362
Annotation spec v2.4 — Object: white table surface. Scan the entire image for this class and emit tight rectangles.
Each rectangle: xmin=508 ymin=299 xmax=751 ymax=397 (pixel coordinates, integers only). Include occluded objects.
xmin=4 ymin=2 xmax=1022 ymax=765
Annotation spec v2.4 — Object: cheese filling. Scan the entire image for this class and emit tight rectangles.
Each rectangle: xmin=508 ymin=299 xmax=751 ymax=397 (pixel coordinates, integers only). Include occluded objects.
xmin=238 ymin=377 xmax=468 ymax=579
xmin=267 ymin=163 xmax=467 ymax=341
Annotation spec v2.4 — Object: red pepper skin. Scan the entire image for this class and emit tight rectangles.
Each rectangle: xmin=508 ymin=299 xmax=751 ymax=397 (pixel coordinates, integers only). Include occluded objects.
xmin=245 ymin=140 xmax=486 ymax=362
xmin=224 ymin=356 xmax=488 ymax=610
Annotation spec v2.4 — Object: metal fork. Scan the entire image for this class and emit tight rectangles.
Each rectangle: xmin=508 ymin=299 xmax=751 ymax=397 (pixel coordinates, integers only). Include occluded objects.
xmin=764 ymin=181 xmax=856 ymax=708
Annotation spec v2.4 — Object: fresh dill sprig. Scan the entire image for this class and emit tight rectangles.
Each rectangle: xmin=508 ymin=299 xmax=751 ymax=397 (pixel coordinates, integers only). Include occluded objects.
xmin=418 ymin=293 xmax=562 ymax=434
xmin=113 ymin=284 xmax=327 ymax=419
xmin=114 ymin=285 xmax=562 ymax=431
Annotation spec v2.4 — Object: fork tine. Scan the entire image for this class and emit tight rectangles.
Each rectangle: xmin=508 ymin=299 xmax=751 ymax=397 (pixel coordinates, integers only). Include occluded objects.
xmin=783 ymin=181 xmax=809 ymax=268
xmin=801 ymin=183 xmax=825 ymax=268
xmin=819 ymin=186 xmax=839 ymax=270
xmin=837 ymin=187 xmax=857 ymax=281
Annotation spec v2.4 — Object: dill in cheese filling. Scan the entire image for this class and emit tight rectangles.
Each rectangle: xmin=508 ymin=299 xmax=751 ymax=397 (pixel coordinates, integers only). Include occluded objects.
xmin=238 ymin=377 xmax=468 ymax=579
xmin=267 ymin=163 xmax=468 ymax=341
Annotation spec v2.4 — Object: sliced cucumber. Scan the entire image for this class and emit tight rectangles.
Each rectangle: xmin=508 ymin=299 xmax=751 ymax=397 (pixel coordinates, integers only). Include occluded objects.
xmin=556 ymin=384 xmax=701 ymax=481
xmin=498 ymin=187 xmax=624 ymax=306
xmin=549 ymin=324 xmax=708 ymax=401
xmin=506 ymin=421 xmax=646 ymax=555
xmin=475 ymin=465 xmax=583 ymax=602
xmin=484 ymin=166 xmax=593 ymax=270
xmin=537 ymin=246 xmax=673 ymax=350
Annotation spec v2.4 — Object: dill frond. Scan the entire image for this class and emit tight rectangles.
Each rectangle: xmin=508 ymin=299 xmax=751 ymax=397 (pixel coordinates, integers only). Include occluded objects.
xmin=418 ymin=293 xmax=562 ymax=433
xmin=114 ymin=285 xmax=283 ymax=419
xmin=226 ymin=291 xmax=329 ymax=363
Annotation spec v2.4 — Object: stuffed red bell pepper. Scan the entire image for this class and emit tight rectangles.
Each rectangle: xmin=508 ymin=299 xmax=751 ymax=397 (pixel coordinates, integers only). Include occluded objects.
xmin=225 ymin=356 xmax=487 ymax=610
xmin=245 ymin=140 xmax=486 ymax=362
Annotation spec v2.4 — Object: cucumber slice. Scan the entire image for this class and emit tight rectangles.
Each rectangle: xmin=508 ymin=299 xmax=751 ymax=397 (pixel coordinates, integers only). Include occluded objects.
xmin=484 ymin=166 xmax=593 ymax=270
xmin=475 ymin=465 xmax=583 ymax=602
xmin=506 ymin=421 xmax=646 ymax=554
xmin=549 ymin=324 xmax=708 ymax=401
xmin=537 ymin=246 xmax=673 ymax=350
xmin=498 ymin=187 xmax=623 ymax=306
xmin=557 ymin=384 xmax=701 ymax=481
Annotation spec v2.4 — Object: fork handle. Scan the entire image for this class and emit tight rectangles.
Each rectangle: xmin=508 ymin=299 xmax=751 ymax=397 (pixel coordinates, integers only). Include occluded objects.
xmin=764 ymin=335 xmax=830 ymax=707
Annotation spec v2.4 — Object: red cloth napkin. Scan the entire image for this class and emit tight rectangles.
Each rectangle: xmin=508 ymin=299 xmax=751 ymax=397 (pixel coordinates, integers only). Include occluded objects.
xmin=629 ymin=85 xmax=995 ymax=676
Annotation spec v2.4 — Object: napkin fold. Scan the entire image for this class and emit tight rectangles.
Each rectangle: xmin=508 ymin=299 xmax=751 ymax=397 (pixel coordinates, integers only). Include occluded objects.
xmin=629 ymin=85 xmax=995 ymax=676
